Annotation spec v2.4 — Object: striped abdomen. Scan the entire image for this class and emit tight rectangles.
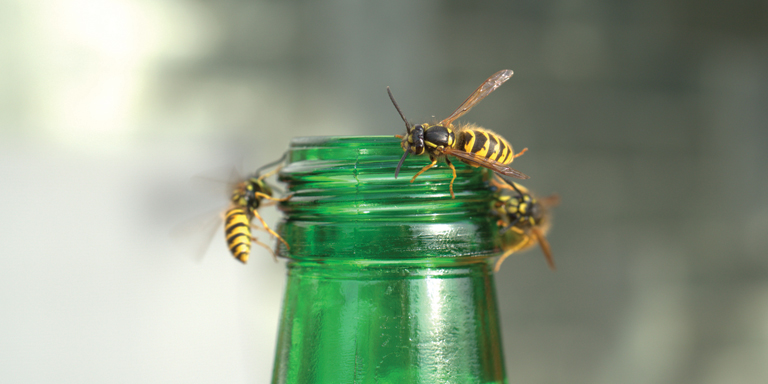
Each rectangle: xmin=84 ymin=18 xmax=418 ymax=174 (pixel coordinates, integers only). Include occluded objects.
xmin=456 ymin=126 xmax=515 ymax=165
xmin=224 ymin=207 xmax=252 ymax=263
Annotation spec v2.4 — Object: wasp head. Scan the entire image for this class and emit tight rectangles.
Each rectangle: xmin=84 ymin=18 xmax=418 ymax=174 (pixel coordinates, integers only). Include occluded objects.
xmin=232 ymin=178 xmax=273 ymax=212
xmin=509 ymin=192 xmax=536 ymax=227
xmin=388 ymin=86 xmax=428 ymax=178
xmin=246 ymin=178 xmax=273 ymax=210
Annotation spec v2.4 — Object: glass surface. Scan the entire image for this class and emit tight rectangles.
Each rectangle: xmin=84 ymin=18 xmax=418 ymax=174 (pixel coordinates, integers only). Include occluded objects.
xmin=272 ymin=136 xmax=518 ymax=384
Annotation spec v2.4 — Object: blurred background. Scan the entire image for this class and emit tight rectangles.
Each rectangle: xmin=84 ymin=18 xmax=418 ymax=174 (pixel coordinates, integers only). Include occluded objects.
xmin=1 ymin=0 xmax=767 ymax=383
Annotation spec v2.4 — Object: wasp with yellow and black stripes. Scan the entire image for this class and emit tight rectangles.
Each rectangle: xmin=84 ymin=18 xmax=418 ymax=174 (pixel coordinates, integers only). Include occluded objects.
xmin=224 ymin=154 xmax=291 ymax=263
xmin=388 ymin=69 xmax=529 ymax=198
xmin=491 ymin=175 xmax=559 ymax=272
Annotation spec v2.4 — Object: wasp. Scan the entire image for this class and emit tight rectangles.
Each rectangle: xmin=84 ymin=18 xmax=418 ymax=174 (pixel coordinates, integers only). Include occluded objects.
xmin=491 ymin=175 xmax=559 ymax=272
xmin=387 ymin=69 xmax=530 ymax=199
xmin=224 ymin=154 xmax=291 ymax=263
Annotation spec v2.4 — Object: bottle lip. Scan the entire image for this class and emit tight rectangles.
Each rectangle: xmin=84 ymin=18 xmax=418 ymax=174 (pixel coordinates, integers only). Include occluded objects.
xmin=289 ymin=135 xmax=400 ymax=144
xmin=275 ymin=135 xmax=501 ymax=260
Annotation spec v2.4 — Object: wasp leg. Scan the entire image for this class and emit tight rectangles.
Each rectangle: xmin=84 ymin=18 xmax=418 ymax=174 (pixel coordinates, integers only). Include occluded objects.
xmin=259 ymin=200 xmax=279 ymax=208
xmin=250 ymin=236 xmax=278 ymax=262
xmin=445 ymin=157 xmax=457 ymax=199
xmin=258 ymin=197 xmax=292 ymax=208
xmin=257 ymin=164 xmax=283 ymax=181
xmin=495 ymin=227 xmax=527 ymax=272
xmin=494 ymin=249 xmax=515 ymax=272
xmin=254 ymin=192 xmax=293 ymax=202
xmin=250 ymin=208 xmax=290 ymax=250
xmin=513 ymin=147 xmax=528 ymax=159
xmin=410 ymin=157 xmax=438 ymax=183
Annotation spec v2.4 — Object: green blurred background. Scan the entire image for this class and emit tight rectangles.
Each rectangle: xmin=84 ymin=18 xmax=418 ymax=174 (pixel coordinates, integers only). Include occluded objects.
xmin=2 ymin=0 xmax=767 ymax=383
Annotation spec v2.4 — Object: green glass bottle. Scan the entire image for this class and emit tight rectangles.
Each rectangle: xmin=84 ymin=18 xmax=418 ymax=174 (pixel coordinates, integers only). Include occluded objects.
xmin=272 ymin=136 xmax=520 ymax=384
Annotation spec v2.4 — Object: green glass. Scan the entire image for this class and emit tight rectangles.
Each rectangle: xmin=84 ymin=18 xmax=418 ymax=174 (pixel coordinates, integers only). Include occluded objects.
xmin=272 ymin=136 xmax=519 ymax=384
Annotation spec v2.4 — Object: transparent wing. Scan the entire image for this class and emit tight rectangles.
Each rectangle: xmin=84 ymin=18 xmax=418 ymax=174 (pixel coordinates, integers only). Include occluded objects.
xmin=439 ymin=69 xmax=514 ymax=127
xmin=170 ymin=208 xmax=224 ymax=263
xmin=531 ymin=227 xmax=556 ymax=271
xmin=188 ymin=154 xmax=287 ymax=197
xmin=189 ymin=166 xmax=243 ymax=198
xmin=441 ymin=147 xmax=529 ymax=180
xmin=538 ymin=193 xmax=561 ymax=209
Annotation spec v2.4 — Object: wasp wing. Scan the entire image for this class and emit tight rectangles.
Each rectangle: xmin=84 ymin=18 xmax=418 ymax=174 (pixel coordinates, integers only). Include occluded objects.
xmin=538 ymin=193 xmax=561 ymax=209
xmin=170 ymin=208 xmax=224 ymax=263
xmin=442 ymin=147 xmax=529 ymax=180
xmin=440 ymin=69 xmax=514 ymax=127
xmin=531 ymin=227 xmax=556 ymax=271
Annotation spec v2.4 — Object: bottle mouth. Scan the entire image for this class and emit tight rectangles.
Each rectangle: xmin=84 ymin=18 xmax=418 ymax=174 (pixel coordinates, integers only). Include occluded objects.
xmin=275 ymin=136 xmax=502 ymax=260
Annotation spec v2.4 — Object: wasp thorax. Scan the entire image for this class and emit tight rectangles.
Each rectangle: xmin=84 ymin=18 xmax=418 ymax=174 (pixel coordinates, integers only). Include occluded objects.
xmin=243 ymin=179 xmax=271 ymax=210
xmin=422 ymin=125 xmax=455 ymax=149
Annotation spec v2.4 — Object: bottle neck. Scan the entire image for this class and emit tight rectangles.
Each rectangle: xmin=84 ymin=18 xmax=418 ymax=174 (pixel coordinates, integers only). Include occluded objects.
xmin=276 ymin=136 xmax=498 ymax=260
xmin=273 ymin=259 xmax=506 ymax=383
xmin=272 ymin=136 xmax=508 ymax=383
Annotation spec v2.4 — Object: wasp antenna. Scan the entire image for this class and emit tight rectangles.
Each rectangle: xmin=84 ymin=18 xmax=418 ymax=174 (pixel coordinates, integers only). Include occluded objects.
xmin=387 ymin=86 xmax=411 ymax=133
xmin=253 ymin=152 xmax=288 ymax=178
xmin=394 ymin=144 xmax=410 ymax=179
xmin=508 ymin=181 xmax=524 ymax=198
xmin=497 ymin=174 xmax=525 ymax=198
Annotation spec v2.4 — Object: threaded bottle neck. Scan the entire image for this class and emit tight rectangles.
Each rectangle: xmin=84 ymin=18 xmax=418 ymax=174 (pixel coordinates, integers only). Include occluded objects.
xmin=276 ymin=136 xmax=498 ymax=260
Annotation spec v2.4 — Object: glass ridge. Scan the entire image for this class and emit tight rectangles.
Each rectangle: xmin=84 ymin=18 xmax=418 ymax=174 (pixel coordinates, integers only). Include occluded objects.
xmin=276 ymin=135 xmax=504 ymax=260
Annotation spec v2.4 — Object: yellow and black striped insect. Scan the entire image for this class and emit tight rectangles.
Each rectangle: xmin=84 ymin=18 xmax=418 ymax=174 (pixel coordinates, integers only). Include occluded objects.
xmin=491 ymin=175 xmax=559 ymax=272
xmin=388 ymin=69 xmax=530 ymax=198
xmin=224 ymin=155 xmax=291 ymax=263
